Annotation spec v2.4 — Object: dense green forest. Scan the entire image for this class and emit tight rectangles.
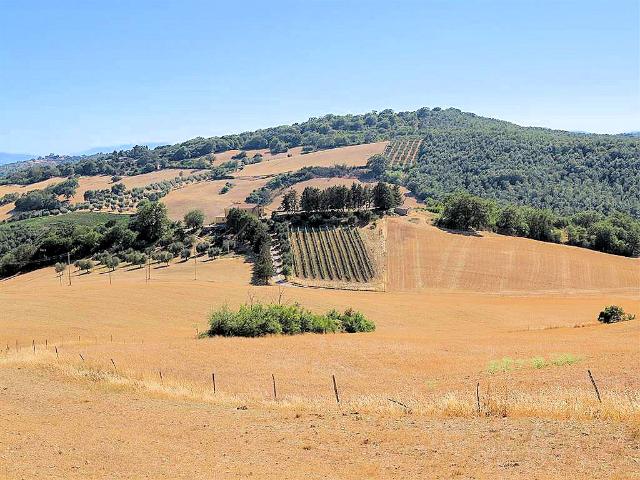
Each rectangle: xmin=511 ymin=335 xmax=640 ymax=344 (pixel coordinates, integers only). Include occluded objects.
xmin=390 ymin=110 xmax=639 ymax=216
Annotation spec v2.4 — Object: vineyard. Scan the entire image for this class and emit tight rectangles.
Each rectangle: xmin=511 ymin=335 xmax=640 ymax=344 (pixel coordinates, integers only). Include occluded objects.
xmin=384 ymin=137 xmax=423 ymax=167
xmin=289 ymin=226 xmax=376 ymax=283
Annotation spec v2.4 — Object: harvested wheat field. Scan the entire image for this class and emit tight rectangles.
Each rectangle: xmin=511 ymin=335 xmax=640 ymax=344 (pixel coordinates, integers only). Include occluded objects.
xmin=212 ymin=146 xmax=304 ymax=165
xmin=0 ymin=177 xmax=64 ymax=197
xmin=1 ymin=227 xmax=638 ymax=478
xmin=161 ymin=176 xmax=270 ymax=222
xmin=70 ymin=169 xmax=201 ymax=204
xmin=387 ymin=215 xmax=640 ymax=294
xmin=234 ymin=142 xmax=387 ymax=177
xmin=0 ymin=170 xmax=202 ymax=221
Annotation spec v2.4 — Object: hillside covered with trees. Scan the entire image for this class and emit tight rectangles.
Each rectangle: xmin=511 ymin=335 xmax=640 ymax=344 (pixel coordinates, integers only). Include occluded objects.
xmin=2 ymin=107 xmax=637 ymax=219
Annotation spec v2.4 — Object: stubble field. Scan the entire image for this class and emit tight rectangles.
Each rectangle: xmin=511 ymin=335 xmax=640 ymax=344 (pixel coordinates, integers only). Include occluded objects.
xmin=1 ymin=213 xmax=638 ymax=479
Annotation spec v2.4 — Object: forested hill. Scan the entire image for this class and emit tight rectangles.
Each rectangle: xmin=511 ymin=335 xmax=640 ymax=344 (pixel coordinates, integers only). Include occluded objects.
xmin=2 ymin=107 xmax=637 ymax=216
xmin=397 ymin=110 xmax=639 ymax=217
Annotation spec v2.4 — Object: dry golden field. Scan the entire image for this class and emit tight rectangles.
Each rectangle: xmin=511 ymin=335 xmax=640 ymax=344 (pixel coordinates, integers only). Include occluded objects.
xmin=162 ymin=177 xmax=270 ymax=223
xmin=211 ymin=146 xmax=305 ymax=165
xmin=387 ymin=214 xmax=640 ymax=293
xmin=1 ymin=143 xmax=385 ymax=222
xmin=0 ymin=177 xmax=63 ymax=197
xmin=69 ymin=169 xmax=201 ymax=204
xmin=0 ymin=169 xmax=201 ymax=221
xmin=1 ymin=213 xmax=638 ymax=479
xmin=234 ymin=142 xmax=387 ymax=177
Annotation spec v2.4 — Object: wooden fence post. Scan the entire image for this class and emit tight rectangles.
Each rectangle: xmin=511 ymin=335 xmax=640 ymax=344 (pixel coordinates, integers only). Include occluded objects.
xmin=476 ymin=382 xmax=481 ymax=414
xmin=212 ymin=372 xmax=216 ymax=393
xmin=587 ymin=369 xmax=602 ymax=403
xmin=272 ymin=374 xmax=277 ymax=400
xmin=332 ymin=374 xmax=340 ymax=403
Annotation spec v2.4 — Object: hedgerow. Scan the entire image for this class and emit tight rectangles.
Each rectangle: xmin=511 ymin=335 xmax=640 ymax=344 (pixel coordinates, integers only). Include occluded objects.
xmin=205 ymin=302 xmax=375 ymax=337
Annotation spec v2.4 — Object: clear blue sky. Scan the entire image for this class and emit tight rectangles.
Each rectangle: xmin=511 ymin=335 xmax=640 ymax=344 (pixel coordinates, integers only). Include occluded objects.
xmin=1 ymin=0 xmax=638 ymax=155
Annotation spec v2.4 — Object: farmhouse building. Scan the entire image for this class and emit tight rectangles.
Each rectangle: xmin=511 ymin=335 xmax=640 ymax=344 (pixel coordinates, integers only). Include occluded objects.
xmin=224 ymin=204 xmax=265 ymax=218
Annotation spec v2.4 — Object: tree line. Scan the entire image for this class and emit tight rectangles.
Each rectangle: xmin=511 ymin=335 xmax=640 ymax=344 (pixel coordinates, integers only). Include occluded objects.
xmin=436 ymin=192 xmax=640 ymax=257
xmin=280 ymin=182 xmax=402 ymax=213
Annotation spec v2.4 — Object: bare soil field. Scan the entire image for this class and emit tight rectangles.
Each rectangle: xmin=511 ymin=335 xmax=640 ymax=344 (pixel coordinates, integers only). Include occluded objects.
xmin=387 ymin=215 xmax=640 ymax=293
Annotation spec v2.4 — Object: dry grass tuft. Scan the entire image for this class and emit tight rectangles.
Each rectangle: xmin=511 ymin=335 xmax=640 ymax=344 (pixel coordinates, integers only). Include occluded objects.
xmin=3 ymin=351 xmax=638 ymax=425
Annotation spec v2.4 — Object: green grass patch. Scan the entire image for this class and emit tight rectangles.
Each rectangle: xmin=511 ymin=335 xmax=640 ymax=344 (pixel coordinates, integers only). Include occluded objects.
xmin=487 ymin=354 xmax=583 ymax=374
xmin=0 ymin=212 xmax=130 ymax=231
xmin=549 ymin=353 xmax=582 ymax=366
xmin=205 ymin=302 xmax=375 ymax=337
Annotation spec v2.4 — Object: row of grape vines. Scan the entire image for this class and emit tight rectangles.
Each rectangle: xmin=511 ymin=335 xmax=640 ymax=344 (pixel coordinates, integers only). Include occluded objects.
xmin=289 ymin=227 xmax=375 ymax=283
xmin=383 ymin=137 xmax=422 ymax=167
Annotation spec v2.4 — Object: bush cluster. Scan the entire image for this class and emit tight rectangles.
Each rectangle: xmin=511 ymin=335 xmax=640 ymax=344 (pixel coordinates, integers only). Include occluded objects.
xmin=597 ymin=305 xmax=636 ymax=324
xmin=206 ymin=303 xmax=375 ymax=337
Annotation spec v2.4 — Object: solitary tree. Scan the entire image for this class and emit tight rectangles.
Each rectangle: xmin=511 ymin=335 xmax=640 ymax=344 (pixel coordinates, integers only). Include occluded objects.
xmin=437 ymin=192 xmax=494 ymax=231
xmin=253 ymin=244 xmax=274 ymax=284
xmin=54 ymin=262 xmax=66 ymax=284
xmin=159 ymin=251 xmax=173 ymax=266
xmin=130 ymin=201 xmax=169 ymax=243
xmin=184 ymin=209 xmax=205 ymax=230
xmin=104 ymin=255 xmax=120 ymax=271
xmin=77 ymin=259 xmax=94 ymax=274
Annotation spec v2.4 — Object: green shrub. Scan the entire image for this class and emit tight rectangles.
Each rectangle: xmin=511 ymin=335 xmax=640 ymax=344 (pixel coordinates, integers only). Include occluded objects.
xmin=205 ymin=303 xmax=373 ymax=337
xmin=597 ymin=305 xmax=636 ymax=324
xmin=328 ymin=308 xmax=376 ymax=333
